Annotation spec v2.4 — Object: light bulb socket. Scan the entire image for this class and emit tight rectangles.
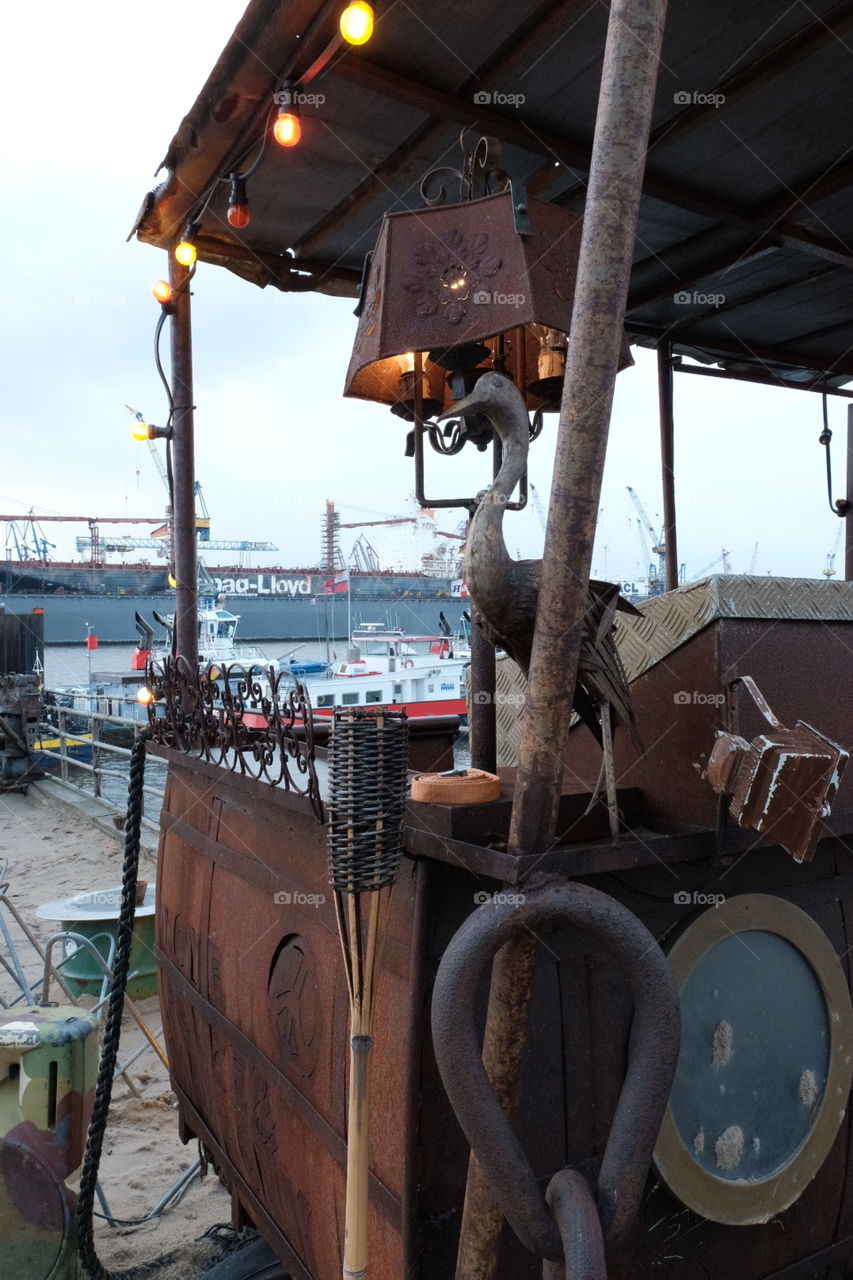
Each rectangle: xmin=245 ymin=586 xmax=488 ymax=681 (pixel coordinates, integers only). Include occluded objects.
xmin=226 ymin=174 xmax=251 ymax=228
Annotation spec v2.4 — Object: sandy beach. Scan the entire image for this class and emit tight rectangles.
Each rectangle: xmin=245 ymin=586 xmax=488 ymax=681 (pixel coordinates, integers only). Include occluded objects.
xmin=0 ymin=784 xmax=238 ymax=1276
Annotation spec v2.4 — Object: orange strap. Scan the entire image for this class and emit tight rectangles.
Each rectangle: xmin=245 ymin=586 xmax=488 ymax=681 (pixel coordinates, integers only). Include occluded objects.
xmin=410 ymin=769 xmax=501 ymax=805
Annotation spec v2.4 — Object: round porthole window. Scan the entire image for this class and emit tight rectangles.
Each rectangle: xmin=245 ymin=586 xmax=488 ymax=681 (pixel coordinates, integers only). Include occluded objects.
xmin=654 ymin=893 xmax=853 ymax=1225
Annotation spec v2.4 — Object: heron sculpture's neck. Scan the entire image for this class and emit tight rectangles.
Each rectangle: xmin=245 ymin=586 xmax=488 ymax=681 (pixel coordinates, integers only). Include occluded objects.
xmin=474 ymin=406 xmax=529 ymax=564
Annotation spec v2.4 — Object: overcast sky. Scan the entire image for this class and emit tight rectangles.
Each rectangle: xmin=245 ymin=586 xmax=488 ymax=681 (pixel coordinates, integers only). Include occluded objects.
xmin=0 ymin=1 xmax=846 ymax=588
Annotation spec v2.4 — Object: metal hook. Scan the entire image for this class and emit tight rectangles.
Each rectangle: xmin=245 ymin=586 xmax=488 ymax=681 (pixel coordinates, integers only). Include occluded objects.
xmin=431 ymin=878 xmax=680 ymax=1271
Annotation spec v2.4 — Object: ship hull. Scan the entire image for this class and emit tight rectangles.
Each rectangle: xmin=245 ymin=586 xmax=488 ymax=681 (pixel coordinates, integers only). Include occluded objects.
xmin=1 ymin=594 xmax=469 ymax=644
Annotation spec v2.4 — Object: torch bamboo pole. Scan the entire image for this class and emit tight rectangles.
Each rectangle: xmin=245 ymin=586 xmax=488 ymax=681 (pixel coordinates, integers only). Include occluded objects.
xmin=454 ymin=3 xmax=670 ymax=1277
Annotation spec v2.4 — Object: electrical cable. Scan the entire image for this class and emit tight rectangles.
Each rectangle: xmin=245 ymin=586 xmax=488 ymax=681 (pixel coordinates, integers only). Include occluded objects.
xmin=819 ymin=390 xmax=850 ymax=517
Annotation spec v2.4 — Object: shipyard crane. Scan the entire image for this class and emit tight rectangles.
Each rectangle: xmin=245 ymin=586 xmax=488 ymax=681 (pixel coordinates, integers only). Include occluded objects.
xmin=126 ymin=403 xmax=211 ymax=541
xmin=694 ymin=548 xmax=733 ymax=578
xmin=822 ymin=524 xmax=843 ymax=577
xmin=349 ymin=533 xmax=381 ymax=573
xmin=3 ymin=510 xmax=55 ymax=561
xmin=627 ymin=486 xmax=666 ymax=585
xmin=747 ymin=542 xmax=759 ymax=574
xmin=529 ymin=483 xmax=547 ymax=533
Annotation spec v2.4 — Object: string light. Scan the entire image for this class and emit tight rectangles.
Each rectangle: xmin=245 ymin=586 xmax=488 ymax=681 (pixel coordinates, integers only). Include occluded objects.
xmin=273 ymin=107 xmax=302 ymax=147
xmin=226 ymin=174 xmax=251 ymax=228
xmin=174 ymin=238 xmax=197 ymax=267
xmin=151 ymin=279 xmax=173 ymax=304
xmin=340 ymin=1 xmax=374 ymax=44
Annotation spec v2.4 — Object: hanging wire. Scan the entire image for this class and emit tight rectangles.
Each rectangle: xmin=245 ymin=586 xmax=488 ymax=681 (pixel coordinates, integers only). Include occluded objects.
xmin=819 ymin=390 xmax=851 ymax=517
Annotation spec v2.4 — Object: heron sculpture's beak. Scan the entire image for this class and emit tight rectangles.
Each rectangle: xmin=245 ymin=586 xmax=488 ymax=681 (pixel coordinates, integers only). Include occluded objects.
xmin=436 ymin=384 xmax=486 ymax=423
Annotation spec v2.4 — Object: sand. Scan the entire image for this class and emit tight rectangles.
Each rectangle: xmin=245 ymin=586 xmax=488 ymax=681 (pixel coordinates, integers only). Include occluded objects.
xmin=0 ymin=786 xmax=240 ymax=1276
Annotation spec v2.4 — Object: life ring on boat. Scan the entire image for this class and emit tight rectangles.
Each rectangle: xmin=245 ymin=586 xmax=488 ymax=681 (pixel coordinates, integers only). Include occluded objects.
xmin=402 ymin=658 xmax=415 ymax=669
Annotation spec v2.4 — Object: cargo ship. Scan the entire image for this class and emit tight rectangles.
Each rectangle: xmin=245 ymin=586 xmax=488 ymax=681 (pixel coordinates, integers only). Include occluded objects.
xmin=0 ymin=505 xmax=469 ymax=642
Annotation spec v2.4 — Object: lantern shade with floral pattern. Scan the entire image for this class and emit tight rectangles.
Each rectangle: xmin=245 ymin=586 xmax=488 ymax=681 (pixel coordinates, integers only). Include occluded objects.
xmin=343 ymin=188 xmax=631 ymax=413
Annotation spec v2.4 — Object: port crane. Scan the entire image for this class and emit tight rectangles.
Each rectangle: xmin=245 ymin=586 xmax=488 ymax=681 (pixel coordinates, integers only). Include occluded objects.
xmin=627 ymin=486 xmax=666 ymax=587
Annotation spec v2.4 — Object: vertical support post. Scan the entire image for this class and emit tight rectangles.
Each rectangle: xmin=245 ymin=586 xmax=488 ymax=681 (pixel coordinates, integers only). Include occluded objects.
xmin=455 ymin=5 xmax=670 ymax=1278
xmin=168 ymin=255 xmax=198 ymax=665
xmin=846 ymin=405 xmax=853 ymax=580
xmin=509 ymin=0 xmax=668 ymax=856
xmin=658 ymin=340 xmax=678 ymax=591
xmin=469 ymin=604 xmax=497 ymax=773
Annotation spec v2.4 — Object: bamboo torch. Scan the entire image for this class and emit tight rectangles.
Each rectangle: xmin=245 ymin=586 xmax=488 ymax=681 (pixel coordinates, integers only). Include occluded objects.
xmin=327 ymin=706 xmax=409 ymax=1279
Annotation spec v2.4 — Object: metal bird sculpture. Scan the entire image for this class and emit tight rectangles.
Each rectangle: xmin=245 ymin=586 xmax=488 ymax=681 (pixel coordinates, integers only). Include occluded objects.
xmin=439 ymin=371 xmax=639 ymax=746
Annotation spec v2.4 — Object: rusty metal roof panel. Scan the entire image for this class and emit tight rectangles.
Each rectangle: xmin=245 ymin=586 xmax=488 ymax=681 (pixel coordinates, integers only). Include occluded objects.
xmin=135 ymin=0 xmax=853 ymax=378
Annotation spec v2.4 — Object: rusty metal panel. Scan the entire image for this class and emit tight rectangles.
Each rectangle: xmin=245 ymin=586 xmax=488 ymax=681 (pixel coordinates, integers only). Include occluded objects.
xmin=727 ymin=724 xmax=848 ymax=863
xmin=156 ymin=756 xmax=414 ymax=1280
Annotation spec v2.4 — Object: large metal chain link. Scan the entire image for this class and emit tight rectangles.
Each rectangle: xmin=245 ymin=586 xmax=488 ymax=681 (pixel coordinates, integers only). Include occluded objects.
xmin=431 ymin=878 xmax=681 ymax=1276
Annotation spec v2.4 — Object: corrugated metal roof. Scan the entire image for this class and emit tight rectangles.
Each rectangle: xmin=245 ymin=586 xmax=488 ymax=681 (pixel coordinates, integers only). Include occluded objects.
xmin=134 ymin=0 xmax=853 ymax=380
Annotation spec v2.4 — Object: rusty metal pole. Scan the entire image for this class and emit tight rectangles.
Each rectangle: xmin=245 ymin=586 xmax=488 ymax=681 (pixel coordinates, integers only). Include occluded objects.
xmin=469 ymin=603 xmax=497 ymax=773
xmin=658 ymin=340 xmax=679 ymax=591
xmin=455 ymin=3 xmax=670 ymax=1277
xmin=167 ymin=255 xmax=198 ymax=664
xmin=846 ymin=405 xmax=853 ymax=580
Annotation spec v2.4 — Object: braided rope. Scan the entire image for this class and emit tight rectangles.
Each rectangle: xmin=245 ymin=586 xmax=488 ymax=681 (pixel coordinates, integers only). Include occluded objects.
xmin=76 ymin=731 xmax=176 ymax=1280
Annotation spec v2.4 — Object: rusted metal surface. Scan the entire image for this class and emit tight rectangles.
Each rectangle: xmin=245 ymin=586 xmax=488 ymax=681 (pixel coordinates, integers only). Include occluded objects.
xmin=703 ymin=675 xmax=851 ymax=863
xmin=658 ymin=341 xmax=679 ymax=593
xmin=469 ymin=607 xmax=498 ymax=776
xmin=454 ymin=929 xmax=538 ymax=1280
xmin=430 ymin=878 xmax=680 ymax=1264
xmin=154 ymin=744 xmax=853 ymax=1277
xmin=146 ymin=655 xmax=323 ymax=817
xmin=167 ymin=256 xmax=198 ymax=665
xmin=155 ymin=757 xmax=415 ymax=1279
xmin=454 ymin=7 xmax=669 ymax=1275
xmin=727 ymin=723 xmax=847 ymax=863
xmin=510 ymin=0 xmax=669 ymax=856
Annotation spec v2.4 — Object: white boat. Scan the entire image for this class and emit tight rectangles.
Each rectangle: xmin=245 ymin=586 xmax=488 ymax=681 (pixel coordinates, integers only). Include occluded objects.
xmin=133 ymin=596 xmax=268 ymax=669
xmin=280 ymin=623 xmax=468 ymax=720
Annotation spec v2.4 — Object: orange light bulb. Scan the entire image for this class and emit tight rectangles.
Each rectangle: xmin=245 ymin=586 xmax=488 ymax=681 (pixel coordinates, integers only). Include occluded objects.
xmin=340 ymin=1 xmax=374 ymax=44
xmin=136 ymin=687 xmax=155 ymax=706
xmin=151 ymin=279 xmax=172 ymax=304
xmin=273 ymin=111 xmax=302 ymax=147
xmin=132 ymin=423 xmax=150 ymax=442
xmin=227 ymin=202 xmax=251 ymax=228
xmin=226 ymin=175 xmax=251 ymax=227
xmin=174 ymin=240 xmax=197 ymax=267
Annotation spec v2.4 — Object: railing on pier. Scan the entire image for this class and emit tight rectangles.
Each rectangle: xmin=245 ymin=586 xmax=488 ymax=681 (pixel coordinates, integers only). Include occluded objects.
xmin=37 ymin=692 xmax=165 ymax=837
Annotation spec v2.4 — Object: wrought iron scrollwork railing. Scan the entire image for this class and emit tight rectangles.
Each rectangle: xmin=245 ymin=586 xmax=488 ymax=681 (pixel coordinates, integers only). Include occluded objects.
xmin=145 ymin=656 xmax=323 ymax=819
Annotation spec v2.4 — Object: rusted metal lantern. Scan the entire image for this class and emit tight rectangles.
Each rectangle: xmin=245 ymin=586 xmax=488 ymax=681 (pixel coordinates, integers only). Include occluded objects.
xmin=343 ymin=145 xmax=630 ymax=506
xmin=342 ymin=188 xmax=585 ymax=414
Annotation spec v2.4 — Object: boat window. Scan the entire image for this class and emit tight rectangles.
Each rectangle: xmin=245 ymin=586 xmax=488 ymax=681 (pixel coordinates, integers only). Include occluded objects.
xmin=393 ymin=684 xmax=402 ymax=699
xmin=342 ymin=693 xmax=360 ymax=705
xmin=316 ymin=695 xmax=335 ymax=708
xmin=428 ymin=683 xmax=434 ymax=693
xmin=366 ymin=690 xmax=382 ymax=703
